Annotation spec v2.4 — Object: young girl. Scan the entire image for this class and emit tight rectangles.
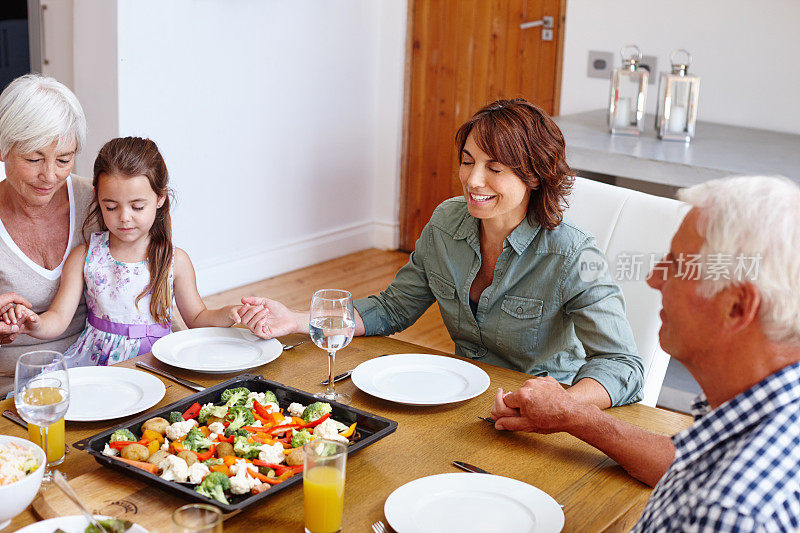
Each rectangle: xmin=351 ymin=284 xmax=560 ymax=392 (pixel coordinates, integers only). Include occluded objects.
xmin=3 ymin=137 xmax=248 ymax=365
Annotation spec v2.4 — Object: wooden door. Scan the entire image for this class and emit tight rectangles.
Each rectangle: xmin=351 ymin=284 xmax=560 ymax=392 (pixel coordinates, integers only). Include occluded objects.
xmin=399 ymin=0 xmax=566 ymax=251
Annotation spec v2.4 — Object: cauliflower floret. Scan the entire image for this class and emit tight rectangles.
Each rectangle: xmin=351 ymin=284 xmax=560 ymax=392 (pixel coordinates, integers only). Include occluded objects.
xmin=161 ymin=439 xmax=170 ymax=452
xmin=102 ymin=443 xmax=119 ymax=457
xmin=165 ymin=418 xmax=197 ymax=441
xmin=208 ymin=433 xmax=218 ymax=441
xmin=207 ymin=421 xmax=225 ymax=435
xmin=187 ymin=462 xmax=211 ymax=485
xmin=287 ymin=402 xmax=305 ymax=418
xmin=158 ymin=454 xmax=189 ymax=482
xmin=229 ymin=458 xmax=262 ymax=495
xmin=257 ymin=442 xmax=286 ymax=465
xmin=245 ymin=391 xmax=267 ymax=408
xmin=251 ymin=419 xmax=262 ymax=428
xmin=313 ymin=418 xmax=349 ymax=444
xmin=265 ymin=402 xmax=279 ymax=413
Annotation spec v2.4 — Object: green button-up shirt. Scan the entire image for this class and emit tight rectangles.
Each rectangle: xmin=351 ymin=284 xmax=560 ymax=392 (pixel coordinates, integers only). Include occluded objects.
xmin=354 ymin=197 xmax=643 ymax=406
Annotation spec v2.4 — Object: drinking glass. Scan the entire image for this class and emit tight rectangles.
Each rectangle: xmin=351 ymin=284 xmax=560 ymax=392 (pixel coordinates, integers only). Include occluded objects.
xmin=303 ymin=439 xmax=347 ymax=533
xmin=172 ymin=504 xmax=223 ymax=533
xmin=310 ymin=289 xmax=355 ymax=405
xmin=14 ymin=350 xmax=70 ymax=484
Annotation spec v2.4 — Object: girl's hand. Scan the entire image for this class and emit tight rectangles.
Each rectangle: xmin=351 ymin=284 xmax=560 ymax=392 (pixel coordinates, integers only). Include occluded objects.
xmin=13 ymin=306 xmax=40 ymax=334
xmin=0 ymin=292 xmax=31 ymax=315
xmin=237 ymin=296 xmax=303 ymax=339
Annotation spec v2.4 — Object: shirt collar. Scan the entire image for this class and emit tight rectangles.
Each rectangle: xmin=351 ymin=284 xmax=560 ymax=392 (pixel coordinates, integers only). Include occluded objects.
xmin=672 ymin=360 xmax=800 ymax=468
xmin=452 ymin=211 xmax=541 ymax=255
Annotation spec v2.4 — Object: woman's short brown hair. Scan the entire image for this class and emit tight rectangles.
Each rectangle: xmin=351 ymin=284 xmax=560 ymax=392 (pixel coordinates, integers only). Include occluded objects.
xmin=455 ymin=98 xmax=573 ymax=230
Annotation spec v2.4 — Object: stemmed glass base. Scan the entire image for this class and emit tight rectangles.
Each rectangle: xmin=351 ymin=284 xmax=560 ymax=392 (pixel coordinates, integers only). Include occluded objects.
xmin=314 ymin=390 xmax=352 ymax=405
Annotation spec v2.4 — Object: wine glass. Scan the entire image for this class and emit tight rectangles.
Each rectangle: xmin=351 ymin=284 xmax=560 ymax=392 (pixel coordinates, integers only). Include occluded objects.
xmin=310 ymin=289 xmax=355 ymax=405
xmin=14 ymin=350 xmax=70 ymax=484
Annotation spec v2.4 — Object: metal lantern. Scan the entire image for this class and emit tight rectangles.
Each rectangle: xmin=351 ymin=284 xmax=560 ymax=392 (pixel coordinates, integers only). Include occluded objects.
xmin=607 ymin=45 xmax=648 ymax=135
xmin=655 ymin=49 xmax=700 ymax=142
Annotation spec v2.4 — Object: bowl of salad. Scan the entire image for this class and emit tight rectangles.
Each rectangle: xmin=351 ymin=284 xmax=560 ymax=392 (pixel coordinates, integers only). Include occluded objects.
xmin=0 ymin=434 xmax=46 ymax=528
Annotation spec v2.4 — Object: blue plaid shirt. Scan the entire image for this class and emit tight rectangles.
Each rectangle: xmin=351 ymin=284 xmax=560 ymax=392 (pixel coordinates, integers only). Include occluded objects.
xmin=632 ymin=360 xmax=800 ymax=532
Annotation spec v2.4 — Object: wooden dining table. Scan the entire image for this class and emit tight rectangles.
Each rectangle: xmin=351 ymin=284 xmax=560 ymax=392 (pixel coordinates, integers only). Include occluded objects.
xmin=4 ymin=335 xmax=692 ymax=532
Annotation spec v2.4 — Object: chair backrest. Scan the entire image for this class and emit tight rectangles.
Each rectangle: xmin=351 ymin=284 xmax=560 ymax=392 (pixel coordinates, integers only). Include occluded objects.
xmin=564 ymin=177 xmax=686 ymax=406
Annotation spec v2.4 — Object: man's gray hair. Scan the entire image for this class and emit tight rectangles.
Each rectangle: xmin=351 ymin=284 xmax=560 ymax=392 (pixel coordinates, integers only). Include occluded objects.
xmin=679 ymin=176 xmax=800 ymax=344
xmin=0 ymin=74 xmax=86 ymax=158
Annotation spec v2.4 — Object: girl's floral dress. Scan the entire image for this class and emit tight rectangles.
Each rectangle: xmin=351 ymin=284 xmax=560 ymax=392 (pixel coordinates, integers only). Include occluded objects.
xmin=64 ymin=232 xmax=172 ymax=367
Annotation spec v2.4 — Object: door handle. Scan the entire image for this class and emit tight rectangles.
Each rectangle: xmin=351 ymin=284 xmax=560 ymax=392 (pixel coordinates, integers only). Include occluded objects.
xmin=520 ymin=16 xmax=554 ymax=41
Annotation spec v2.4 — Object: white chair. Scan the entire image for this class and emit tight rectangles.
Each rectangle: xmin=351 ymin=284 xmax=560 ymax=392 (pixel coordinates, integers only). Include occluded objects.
xmin=564 ymin=177 xmax=686 ymax=406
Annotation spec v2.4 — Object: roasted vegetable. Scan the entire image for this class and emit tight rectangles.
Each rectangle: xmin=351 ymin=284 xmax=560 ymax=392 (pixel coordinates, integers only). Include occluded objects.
xmin=233 ymin=435 xmax=261 ymax=459
xmin=224 ymin=405 xmax=255 ymax=437
xmin=178 ymin=450 xmax=198 ymax=467
xmin=147 ymin=449 xmax=169 ymax=466
xmin=198 ymin=404 xmax=228 ymax=425
xmin=183 ymin=428 xmax=213 ymax=452
xmin=141 ymin=417 xmax=169 ymax=435
xmin=109 ymin=429 xmax=136 ymax=443
xmin=84 ymin=518 xmax=133 ymax=533
xmin=168 ymin=411 xmax=184 ymax=424
xmin=120 ymin=443 xmax=149 ymax=462
xmin=302 ymin=402 xmax=332 ymax=423
xmin=195 ymin=471 xmax=231 ymax=505
xmin=290 ymin=429 xmax=313 ymax=449
xmin=221 ymin=387 xmax=251 ymax=407
xmin=215 ymin=442 xmax=235 ymax=458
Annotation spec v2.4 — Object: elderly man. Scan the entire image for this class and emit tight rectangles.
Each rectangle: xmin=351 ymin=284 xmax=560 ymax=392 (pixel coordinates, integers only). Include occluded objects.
xmin=492 ymin=176 xmax=800 ymax=531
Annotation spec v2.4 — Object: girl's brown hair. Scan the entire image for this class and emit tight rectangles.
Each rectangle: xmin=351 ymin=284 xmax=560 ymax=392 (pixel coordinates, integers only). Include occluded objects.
xmin=455 ymin=98 xmax=574 ymax=230
xmin=83 ymin=137 xmax=173 ymax=324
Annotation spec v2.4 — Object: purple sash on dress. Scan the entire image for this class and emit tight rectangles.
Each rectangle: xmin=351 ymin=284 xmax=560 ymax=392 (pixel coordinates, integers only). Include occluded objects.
xmin=87 ymin=311 xmax=170 ymax=356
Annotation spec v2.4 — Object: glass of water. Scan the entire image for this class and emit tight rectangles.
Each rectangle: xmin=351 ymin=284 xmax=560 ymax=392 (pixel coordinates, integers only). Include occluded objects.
xmin=14 ymin=350 xmax=70 ymax=484
xmin=310 ymin=289 xmax=355 ymax=405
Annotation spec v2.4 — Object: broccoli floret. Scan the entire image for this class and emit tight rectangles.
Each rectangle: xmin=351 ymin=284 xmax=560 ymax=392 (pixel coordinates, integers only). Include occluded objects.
xmin=233 ymin=435 xmax=261 ymax=459
xmin=302 ymin=402 xmax=332 ymax=423
xmin=109 ymin=429 xmax=136 ymax=443
xmin=291 ymin=429 xmax=313 ymax=448
xmin=198 ymin=404 xmax=228 ymax=425
xmin=221 ymin=387 xmax=251 ymax=407
xmin=84 ymin=518 xmax=134 ymax=533
xmin=223 ymin=405 xmax=255 ymax=437
xmin=169 ymin=411 xmax=184 ymax=424
xmin=203 ymin=457 xmax=224 ymax=467
xmin=183 ymin=427 xmax=213 ymax=452
xmin=194 ymin=471 xmax=230 ymax=505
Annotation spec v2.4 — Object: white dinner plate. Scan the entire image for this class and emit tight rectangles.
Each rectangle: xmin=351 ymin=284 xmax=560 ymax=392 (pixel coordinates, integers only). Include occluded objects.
xmin=385 ymin=473 xmax=564 ymax=533
xmin=65 ymin=367 xmax=166 ymax=422
xmin=16 ymin=515 xmax=149 ymax=533
xmin=151 ymin=327 xmax=283 ymax=373
xmin=350 ymin=353 xmax=490 ymax=405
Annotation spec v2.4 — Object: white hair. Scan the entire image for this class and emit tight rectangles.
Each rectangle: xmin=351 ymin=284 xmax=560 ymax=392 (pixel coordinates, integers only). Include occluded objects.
xmin=678 ymin=175 xmax=800 ymax=344
xmin=0 ymin=73 xmax=86 ymax=158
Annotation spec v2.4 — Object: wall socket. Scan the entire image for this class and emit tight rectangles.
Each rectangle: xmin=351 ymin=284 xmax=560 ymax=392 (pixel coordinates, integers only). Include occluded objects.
xmin=587 ymin=50 xmax=613 ymax=79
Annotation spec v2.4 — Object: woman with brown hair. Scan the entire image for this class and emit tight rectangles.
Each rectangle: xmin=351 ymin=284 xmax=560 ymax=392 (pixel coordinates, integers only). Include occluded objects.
xmin=239 ymin=99 xmax=642 ymax=408
xmin=4 ymin=137 xmax=249 ymax=365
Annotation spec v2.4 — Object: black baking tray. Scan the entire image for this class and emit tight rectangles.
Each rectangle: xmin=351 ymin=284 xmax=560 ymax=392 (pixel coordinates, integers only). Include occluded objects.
xmin=74 ymin=374 xmax=397 ymax=512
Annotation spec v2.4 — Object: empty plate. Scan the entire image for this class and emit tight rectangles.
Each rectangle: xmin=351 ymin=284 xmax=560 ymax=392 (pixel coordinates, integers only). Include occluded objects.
xmin=350 ymin=353 xmax=490 ymax=405
xmin=66 ymin=367 xmax=166 ymax=422
xmin=384 ymin=473 xmax=564 ymax=533
xmin=151 ymin=327 xmax=282 ymax=373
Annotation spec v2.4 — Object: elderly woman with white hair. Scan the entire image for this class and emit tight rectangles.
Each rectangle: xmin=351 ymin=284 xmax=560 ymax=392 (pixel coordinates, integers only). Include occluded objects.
xmin=0 ymin=74 xmax=92 ymax=395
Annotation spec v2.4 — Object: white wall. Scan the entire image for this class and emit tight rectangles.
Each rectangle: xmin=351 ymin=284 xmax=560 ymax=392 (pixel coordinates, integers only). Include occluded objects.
xmin=560 ymin=0 xmax=800 ymax=134
xmin=99 ymin=0 xmax=406 ymax=295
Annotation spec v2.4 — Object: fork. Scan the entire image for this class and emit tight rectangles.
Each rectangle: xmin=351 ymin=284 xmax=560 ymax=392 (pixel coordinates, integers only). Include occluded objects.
xmin=282 ymin=339 xmax=308 ymax=350
xmin=371 ymin=520 xmax=388 ymax=533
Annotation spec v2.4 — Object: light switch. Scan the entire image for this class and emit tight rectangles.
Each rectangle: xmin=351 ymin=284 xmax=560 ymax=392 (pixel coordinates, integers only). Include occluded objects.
xmin=587 ymin=51 xmax=613 ymax=79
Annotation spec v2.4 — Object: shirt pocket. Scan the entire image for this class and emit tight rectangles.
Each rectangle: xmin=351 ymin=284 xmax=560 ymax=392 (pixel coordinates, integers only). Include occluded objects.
xmin=428 ymin=271 xmax=460 ymax=332
xmin=498 ymin=295 xmax=543 ymax=355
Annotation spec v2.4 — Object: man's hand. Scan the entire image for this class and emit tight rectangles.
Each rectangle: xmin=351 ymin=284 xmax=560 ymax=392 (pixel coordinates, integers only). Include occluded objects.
xmin=235 ymin=296 xmax=306 ymax=339
xmin=493 ymin=376 xmax=586 ymax=434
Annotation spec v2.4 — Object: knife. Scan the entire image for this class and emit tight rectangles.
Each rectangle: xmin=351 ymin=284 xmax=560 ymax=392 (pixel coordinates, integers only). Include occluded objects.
xmin=135 ymin=361 xmax=205 ymax=392
xmin=453 ymin=461 xmax=491 ymax=474
xmin=3 ymin=410 xmax=70 ymax=455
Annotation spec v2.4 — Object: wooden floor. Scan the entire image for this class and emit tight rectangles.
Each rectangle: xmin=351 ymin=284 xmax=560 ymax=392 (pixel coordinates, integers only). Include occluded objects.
xmin=200 ymin=249 xmax=454 ymax=353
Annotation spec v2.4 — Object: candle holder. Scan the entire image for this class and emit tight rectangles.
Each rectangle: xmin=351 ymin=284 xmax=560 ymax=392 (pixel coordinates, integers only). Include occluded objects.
xmin=655 ymin=49 xmax=700 ymax=142
xmin=607 ymin=45 xmax=648 ymax=136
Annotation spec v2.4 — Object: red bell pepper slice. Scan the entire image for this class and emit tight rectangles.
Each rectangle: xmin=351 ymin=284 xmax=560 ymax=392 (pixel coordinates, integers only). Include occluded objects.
xmin=217 ymin=434 xmax=234 ymax=443
xmin=252 ymin=461 xmax=304 ymax=475
xmin=300 ymin=412 xmax=330 ymax=429
xmin=252 ymin=400 xmax=271 ymax=420
xmin=109 ymin=438 xmax=150 ymax=450
xmin=182 ymin=402 xmax=202 ymax=420
xmin=268 ymin=423 xmax=299 ymax=436
xmin=193 ymin=444 xmax=216 ymax=461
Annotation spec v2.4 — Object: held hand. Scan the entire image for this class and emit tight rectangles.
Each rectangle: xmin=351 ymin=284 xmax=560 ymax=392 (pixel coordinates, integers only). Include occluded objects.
xmin=494 ymin=377 xmax=583 ymax=434
xmin=0 ymin=292 xmax=31 ymax=315
xmin=14 ymin=306 xmax=39 ymax=335
xmin=490 ymin=388 xmax=520 ymax=421
xmin=238 ymin=296 xmax=303 ymax=339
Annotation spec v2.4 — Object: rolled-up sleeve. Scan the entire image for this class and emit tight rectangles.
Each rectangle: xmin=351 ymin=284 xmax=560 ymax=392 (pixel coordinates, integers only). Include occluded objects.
xmin=354 ymin=228 xmax=437 ymax=337
xmin=561 ymin=239 xmax=644 ymax=406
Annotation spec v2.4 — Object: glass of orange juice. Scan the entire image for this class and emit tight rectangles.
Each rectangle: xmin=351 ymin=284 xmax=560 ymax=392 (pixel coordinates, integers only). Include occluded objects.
xmin=27 ymin=417 xmax=65 ymax=465
xmin=303 ymin=439 xmax=347 ymax=533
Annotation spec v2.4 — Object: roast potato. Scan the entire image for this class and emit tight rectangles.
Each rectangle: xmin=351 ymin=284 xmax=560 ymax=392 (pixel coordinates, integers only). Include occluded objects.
xmin=215 ymin=442 xmax=235 ymax=458
xmin=147 ymin=449 xmax=169 ymax=466
xmin=141 ymin=417 xmax=169 ymax=435
xmin=120 ymin=443 xmax=149 ymax=462
xmin=178 ymin=450 xmax=198 ymax=467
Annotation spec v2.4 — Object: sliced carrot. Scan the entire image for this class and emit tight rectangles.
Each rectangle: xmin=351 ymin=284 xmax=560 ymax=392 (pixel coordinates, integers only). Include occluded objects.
xmin=223 ymin=455 xmax=238 ymax=467
xmin=209 ymin=464 xmax=231 ymax=476
xmin=199 ymin=426 xmax=211 ymax=437
xmin=116 ymin=457 xmax=158 ymax=475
